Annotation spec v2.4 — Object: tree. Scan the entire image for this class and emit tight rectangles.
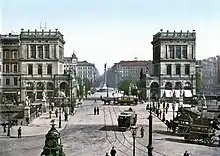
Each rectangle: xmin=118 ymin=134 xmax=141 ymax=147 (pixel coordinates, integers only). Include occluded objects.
xmin=196 ymin=71 xmax=201 ymax=94
xmin=76 ymin=77 xmax=92 ymax=98
xmin=119 ymin=80 xmax=131 ymax=95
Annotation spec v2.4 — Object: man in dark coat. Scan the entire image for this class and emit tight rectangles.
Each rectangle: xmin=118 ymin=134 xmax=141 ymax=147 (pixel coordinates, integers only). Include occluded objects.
xmin=110 ymin=147 xmax=116 ymax=156
xmin=96 ymin=107 xmax=99 ymax=115
xmin=183 ymin=151 xmax=189 ymax=156
xmin=94 ymin=107 xmax=96 ymax=115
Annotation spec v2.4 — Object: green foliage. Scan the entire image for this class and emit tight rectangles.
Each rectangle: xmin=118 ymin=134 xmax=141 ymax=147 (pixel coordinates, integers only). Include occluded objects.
xmin=196 ymin=72 xmax=201 ymax=93
xmin=119 ymin=80 xmax=131 ymax=95
xmin=76 ymin=77 xmax=92 ymax=97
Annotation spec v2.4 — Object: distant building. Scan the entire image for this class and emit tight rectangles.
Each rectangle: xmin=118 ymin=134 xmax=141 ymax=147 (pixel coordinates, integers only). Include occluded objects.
xmin=0 ymin=33 xmax=20 ymax=104
xmin=76 ymin=61 xmax=99 ymax=84
xmin=106 ymin=60 xmax=152 ymax=88
xmin=63 ymin=50 xmax=78 ymax=76
xmin=146 ymin=29 xmax=196 ymax=98
xmin=20 ymin=28 xmax=69 ymax=103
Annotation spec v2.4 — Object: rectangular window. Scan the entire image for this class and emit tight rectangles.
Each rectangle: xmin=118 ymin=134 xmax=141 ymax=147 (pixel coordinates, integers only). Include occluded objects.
xmin=176 ymin=64 xmax=181 ymax=75
xmin=13 ymin=51 xmax=18 ymax=59
xmin=166 ymin=64 xmax=172 ymax=75
xmin=182 ymin=45 xmax=187 ymax=59
xmin=0 ymin=52 xmax=2 ymax=59
xmin=185 ymin=64 xmax=190 ymax=75
xmin=0 ymin=79 xmax=1 ymax=86
xmin=6 ymin=64 xmax=10 ymax=73
xmin=14 ymin=77 xmax=18 ymax=85
xmin=38 ymin=45 xmax=43 ymax=58
xmin=30 ymin=45 xmax=36 ymax=58
xmin=38 ymin=64 xmax=42 ymax=75
xmin=192 ymin=45 xmax=194 ymax=59
xmin=169 ymin=45 xmax=174 ymax=59
xmin=6 ymin=78 xmax=10 ymax=85
xmin=176 ymin=46 xmax=181 ymax=59
xmin=5 ymin=50 xmax=10 ymax=59
xmin=165 ymin=45 xmax=168 ymax=58
xmin=45 ymin=45 xmax=50 ymax=58
xmin=54 ymin=45 xmax=57 ymax=58
xmin=0 ymin=65 xmax=1 ymax=72
xmin=28 ymin=64 xmax=33 ymax=75
xmin=47 ymin=64 xmax=52 ymax=75
xmin=14 ymin=64 xmax=18 ymax=73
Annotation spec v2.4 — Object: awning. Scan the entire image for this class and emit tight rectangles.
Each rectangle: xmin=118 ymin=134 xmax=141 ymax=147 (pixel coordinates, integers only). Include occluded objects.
xmin=184 ymin=90 xmax=192 ymax=97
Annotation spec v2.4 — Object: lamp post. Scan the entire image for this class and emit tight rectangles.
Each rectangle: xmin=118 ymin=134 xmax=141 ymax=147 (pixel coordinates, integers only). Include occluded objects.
xmin=147 ymin=94 xmax=153 ymax=156
xmin=131 ymin=126 xmax=138 ymax=156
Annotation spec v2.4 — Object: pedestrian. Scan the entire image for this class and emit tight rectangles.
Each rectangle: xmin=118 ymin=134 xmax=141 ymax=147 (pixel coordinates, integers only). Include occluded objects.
xmin=2 ymin=122 xmax=6 ymax=133
xmin=159 ymin=109 xmax=162 ymax=118
xmin=105 ymin=152 xmax=109 ymax=156
xmin=51 ymin=103 xmax=54 ymax=111
xmin=97 ymin=107 xmax=99 ymax=115
xmin=156 ymin=109 xmax=159 ymax=117
xmin=140 ymin=127 xmax=145 ymax=138
xmin=17 ymin=127 xmax=22 ymax=138
xmin=183 ymin=151 xmax=189 ymax=156
xmin=163 ymin=101 xmax=165 ymax=108
xmin=26 ymin=117 xmax=29 ymax=126
xmin=94 ymin=107 xmax=96 ymax=115
xmin=55 ymin=109 xmax=58 ymax=118
xmin=64 ymin=112 xmax=68 ymax=121
xmin=167 ymin=103 xmax=169 ymax=108
xmin=165 ymin=106 xmax=168 ymax=114
xmin=110 ymin=146 xmax=116 ymax=156
xmin=49 ymin=110 xmax=52 ymax=118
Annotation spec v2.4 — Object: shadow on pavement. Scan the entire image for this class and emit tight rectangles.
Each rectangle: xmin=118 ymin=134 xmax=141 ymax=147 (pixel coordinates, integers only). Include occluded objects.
xmin=164 ymin=138 xmax=219 ymax=147
xmin=99 ymin=125 xmax=126 ymax=132
xmin=153 ymin=130 xmax=180 ymax=137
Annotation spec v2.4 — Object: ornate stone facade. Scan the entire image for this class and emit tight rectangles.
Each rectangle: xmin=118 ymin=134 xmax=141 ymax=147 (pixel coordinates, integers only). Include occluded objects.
xmin=146 ymin=29 xmax=196 ymax=98
xmin=20 ymin=29 xmax=68 ymax=103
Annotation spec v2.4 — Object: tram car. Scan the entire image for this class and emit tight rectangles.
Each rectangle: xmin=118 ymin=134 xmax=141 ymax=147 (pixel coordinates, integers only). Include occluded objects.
xmin=115 ymin=96 xmax=138 ymax=105
xmin=102 ymin=97 xmax=112 ymax=105
xmin=117 ymin=108 xmax=137 ymax=131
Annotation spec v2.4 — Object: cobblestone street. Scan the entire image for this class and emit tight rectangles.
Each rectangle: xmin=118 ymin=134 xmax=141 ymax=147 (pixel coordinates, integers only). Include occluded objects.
xmin=0 ymin=100 xmax=219 ymax=156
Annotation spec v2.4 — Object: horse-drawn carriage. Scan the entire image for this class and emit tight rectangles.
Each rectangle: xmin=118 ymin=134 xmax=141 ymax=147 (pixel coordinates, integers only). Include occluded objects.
xmin=115 ymin=96 xmax=138 ymax=105
xmin=166 ymin=107 xmax=219 ymax=145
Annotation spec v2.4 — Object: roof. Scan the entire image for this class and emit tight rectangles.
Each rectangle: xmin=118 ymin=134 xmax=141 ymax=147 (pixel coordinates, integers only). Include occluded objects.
xmin=77 ymin=61 xmax=95 ymax=67
xmin=117 ymin=60 xmax=151 ymax=66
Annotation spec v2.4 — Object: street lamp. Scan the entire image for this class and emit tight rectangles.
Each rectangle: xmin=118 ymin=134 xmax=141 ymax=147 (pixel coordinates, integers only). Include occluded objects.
xmin=147 ymin=98 xmax=153 ymax=156
xmin=131 ymin=126 xmax=138 ymax=156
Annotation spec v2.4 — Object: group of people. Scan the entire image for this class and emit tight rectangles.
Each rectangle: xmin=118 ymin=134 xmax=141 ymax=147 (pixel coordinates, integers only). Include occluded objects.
xmin=94 ymin=107 xmax=100 ymax=115
xmin=146 ymin=101 xmax=169 ymax=122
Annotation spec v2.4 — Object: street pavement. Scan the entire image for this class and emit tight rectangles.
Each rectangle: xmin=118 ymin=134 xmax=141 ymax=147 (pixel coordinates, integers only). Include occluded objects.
xmin=0 ymin=108 xmax=67 ymax=138
xmin=0 ymin=100 xmax=219 ymax=156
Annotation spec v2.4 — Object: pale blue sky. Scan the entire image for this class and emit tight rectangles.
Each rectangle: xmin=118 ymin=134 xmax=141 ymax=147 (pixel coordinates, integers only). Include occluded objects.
xmin=1 ymin=0 xmax=220 ymax=74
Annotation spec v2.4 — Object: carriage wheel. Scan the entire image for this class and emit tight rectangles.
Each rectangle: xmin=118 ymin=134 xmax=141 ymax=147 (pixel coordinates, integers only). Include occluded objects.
xmin=203 ymin=138 xmax=212 ymax=146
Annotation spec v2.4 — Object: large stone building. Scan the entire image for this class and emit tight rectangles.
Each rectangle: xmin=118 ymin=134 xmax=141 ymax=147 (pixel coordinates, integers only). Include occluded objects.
xmin=76 ymin=61 xmax=99 ymax=84
xmin=63 ymin=50 xmax=78 ymax=75
xmin=146 ymin=29 xmax=196 ymax=98
xmin=19 ymin=28 xmax=70 ymax=103
xmin=106 ymin=60 xmax=152 ymax=88
xmin=0 ymin=33 xmax=21 ymax=104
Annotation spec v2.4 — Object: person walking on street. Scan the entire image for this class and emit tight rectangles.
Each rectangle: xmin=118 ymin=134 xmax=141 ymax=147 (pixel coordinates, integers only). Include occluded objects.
xmin=165 ymin=106 xmax=168 ymax=114
xmin=140 ymin=127 xmax=145 ymax=138
xmin=55 ymin=109 xmax=58 ymax=118
xmin=105 ymin=152 xmax=109 ymax=156
xmin=97 ymin=107 xmax=99 ymax=115
xmin=183 ymin=151 xmax=189 ymax=156
xmin=110 ymin=146 xmax=116 ymax=156
xmin=94 ymin=107 xmax=96 ymax=115
xmin=17 ymin=127 xmax=22 ymax=138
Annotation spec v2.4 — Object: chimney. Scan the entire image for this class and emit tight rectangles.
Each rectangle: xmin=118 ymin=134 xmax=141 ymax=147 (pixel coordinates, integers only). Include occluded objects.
xmin=173 ymin=30 xmax=176 ymax=37
xmin=49 ymin=29 xmax=51 ymax=35
xmin=35 ymin=29 xmax=37 ymax=35
xmin=55 ymin=28 xmax=58 ymax=35
xmin=28 ymin=29 xmax=30 ymax=35
xmin=166 ymin=30 xmax=169 ymax=36
xmin=42 ymin=29 xmax=44 ymax=35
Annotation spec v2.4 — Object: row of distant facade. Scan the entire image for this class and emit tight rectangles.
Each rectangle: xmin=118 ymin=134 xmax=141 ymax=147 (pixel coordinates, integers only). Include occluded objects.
xmin=196 ymin=56 xmax=220 ymax=95
xmin=106 ymin=29 xmax=197 ymax=98
xmin=0 ymin=28 xmax=99 ymax=105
